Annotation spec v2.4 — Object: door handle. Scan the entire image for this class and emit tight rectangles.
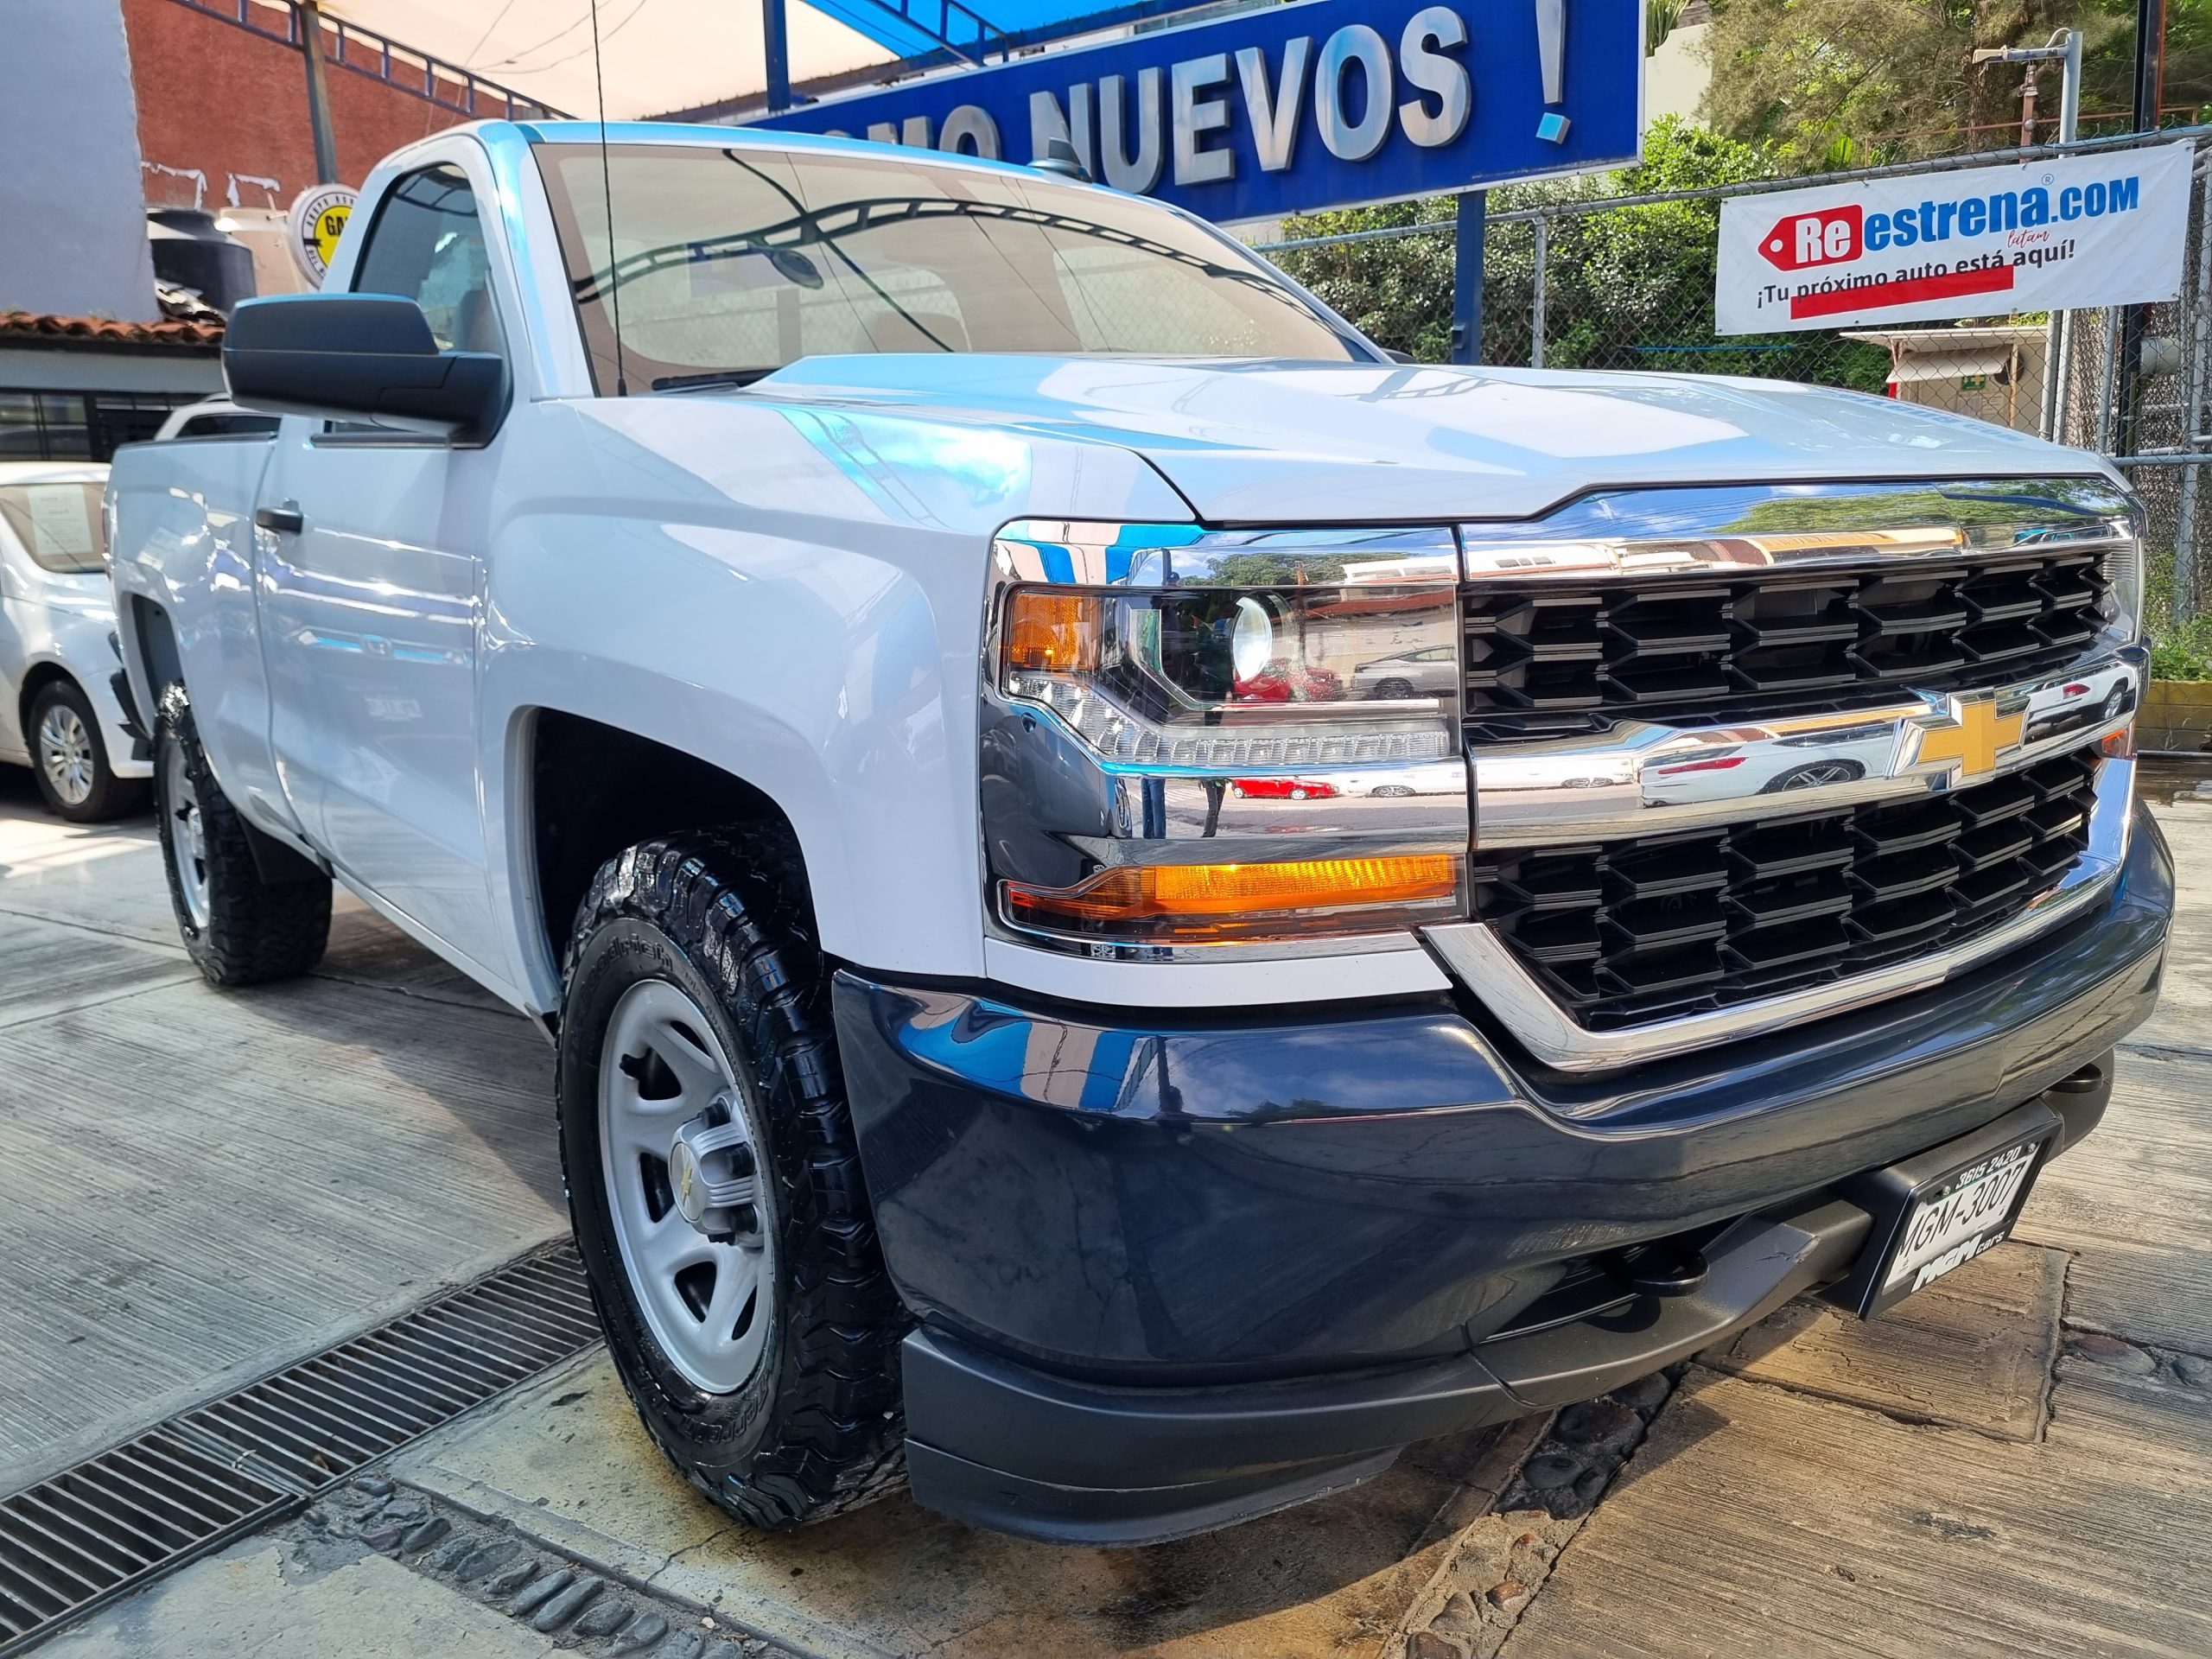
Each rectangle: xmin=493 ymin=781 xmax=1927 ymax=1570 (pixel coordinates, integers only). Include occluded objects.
xmin=254 ymin=505 xmax=304 ymax=535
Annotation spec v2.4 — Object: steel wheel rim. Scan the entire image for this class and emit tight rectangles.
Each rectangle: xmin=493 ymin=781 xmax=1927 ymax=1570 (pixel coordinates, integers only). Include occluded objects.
xmin=36 ymin=703 xmax=95 ymax=806
xmin=599 ymin=978 xmax=775 ymax=1394
xmin=162 ymin=741 xmax=213 ymax=931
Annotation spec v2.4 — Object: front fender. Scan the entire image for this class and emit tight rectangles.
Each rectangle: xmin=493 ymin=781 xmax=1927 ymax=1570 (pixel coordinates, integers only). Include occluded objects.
xmin=480 ymin=397 xmax=1188 ymax=1010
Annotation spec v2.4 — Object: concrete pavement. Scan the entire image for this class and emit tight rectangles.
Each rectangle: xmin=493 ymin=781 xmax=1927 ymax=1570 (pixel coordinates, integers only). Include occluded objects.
xmin=0 ymin=771 xmax=562 ymax=1494
xmin=5 ymin=770 xmax=2208 ymax=1657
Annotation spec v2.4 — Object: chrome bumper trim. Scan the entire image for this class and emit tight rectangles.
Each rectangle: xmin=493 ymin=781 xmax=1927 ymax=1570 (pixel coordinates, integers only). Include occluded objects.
xmin=1423 ymin=756 xmax=2135 ymax=1074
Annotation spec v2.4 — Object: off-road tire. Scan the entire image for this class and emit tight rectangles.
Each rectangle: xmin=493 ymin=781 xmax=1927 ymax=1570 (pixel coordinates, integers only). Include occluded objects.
xmin=28 ymin=678 xmax=146 ymax=823
xmin=556 ymin=831 xmax=909 ymax=1529
xmin=154 ymin=683 xmax=331 ymax=985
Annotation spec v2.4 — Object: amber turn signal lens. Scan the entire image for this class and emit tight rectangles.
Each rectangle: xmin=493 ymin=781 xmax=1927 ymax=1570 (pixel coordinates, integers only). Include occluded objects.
xmin=1002 ymin=590 xmax=1101 ymax=674
xmin=2101 ymin=723 xmax=2136 ymax=759
xmin=1003 ymin=854 xmax=1461 ymax=937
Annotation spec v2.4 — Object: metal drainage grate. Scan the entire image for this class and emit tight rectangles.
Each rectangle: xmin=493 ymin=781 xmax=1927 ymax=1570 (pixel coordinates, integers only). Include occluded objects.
xmin=0 ymin=1242 xmax=598 ymax=1655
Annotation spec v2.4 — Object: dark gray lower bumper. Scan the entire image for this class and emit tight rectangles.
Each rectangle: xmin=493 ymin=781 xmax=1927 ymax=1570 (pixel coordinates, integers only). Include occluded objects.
xmin=895 ymin=1079 xmax=2111 ymax=1545
xmin=900 ymin=1192 xmax=1872 ymax=1543
xmin=836 ymin=808 xmax=2170 ymax=1542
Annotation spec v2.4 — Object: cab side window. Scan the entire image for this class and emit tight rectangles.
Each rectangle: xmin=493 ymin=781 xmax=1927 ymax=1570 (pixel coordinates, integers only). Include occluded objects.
xmin=352 ymin=163 xmax=505 ymax=358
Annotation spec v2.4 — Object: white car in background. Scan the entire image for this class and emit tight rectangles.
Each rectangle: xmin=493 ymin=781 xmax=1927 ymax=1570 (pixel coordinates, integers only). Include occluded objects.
xmin=1641 ymin=720 xmax=1902 ymax=805
xmin=0 ymin=463 xmax=149 ymax=821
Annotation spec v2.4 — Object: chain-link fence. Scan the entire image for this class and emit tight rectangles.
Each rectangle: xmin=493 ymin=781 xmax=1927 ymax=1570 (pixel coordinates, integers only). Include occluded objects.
xmin=1256 ymin=127 xmax=2212 ymax=683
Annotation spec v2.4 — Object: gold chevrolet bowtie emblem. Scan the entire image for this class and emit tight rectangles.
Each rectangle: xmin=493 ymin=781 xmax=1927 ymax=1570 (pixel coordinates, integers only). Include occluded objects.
xmin=1909 ymin=694 xmax=2025 ymax=782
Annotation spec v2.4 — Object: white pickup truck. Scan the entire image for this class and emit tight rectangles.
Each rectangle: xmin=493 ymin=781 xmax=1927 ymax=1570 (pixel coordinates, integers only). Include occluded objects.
xmin=107 ymin=119 xmax=2171 ymax=1546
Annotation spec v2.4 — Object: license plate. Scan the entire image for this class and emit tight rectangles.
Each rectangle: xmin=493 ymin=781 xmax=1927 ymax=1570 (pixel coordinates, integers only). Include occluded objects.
xmin=1879 ymin=1136 xmax=2041 ymax=1300
xmin=1825 ymin=1101 xmax=2061 ymax=1319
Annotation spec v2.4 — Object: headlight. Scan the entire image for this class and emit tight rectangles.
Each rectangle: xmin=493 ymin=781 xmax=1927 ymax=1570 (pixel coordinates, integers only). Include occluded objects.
xmin=998 ymin=582 xmax=1459 ymax=766
xmin=982 ymin=521 xmax=1470 ymax=955
xmin=2107 ymin=506 xmax=2146 ymax=639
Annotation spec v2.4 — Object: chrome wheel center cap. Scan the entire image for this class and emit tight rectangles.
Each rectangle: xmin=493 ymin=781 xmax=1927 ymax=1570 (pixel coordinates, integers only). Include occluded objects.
xmin=666 ymin=1096 xmax=760 ymax=1242
xmin=668 ymin=1140 xmax=707 ymax=1227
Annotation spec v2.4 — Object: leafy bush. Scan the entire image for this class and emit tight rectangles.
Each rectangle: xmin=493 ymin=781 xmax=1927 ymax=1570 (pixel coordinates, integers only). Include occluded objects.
xmin=2149 ymin=548 xmax=2212 ymax=679
xmin=2152 ymin=623 xmax=2212 ymax=681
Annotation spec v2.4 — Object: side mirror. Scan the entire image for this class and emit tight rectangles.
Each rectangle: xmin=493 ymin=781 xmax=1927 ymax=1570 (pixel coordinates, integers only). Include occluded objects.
xmin=223 ymin=294 xmax=507 ymax=444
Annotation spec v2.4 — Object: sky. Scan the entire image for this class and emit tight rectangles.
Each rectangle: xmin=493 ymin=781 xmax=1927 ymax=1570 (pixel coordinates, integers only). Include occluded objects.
xmin=327 ymin=0 xmax=895 ymax=118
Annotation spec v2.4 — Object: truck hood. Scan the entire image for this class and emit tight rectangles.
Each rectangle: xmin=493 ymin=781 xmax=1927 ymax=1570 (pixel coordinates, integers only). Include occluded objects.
xmin=751 ymin=355 xmax=2105 ymax=525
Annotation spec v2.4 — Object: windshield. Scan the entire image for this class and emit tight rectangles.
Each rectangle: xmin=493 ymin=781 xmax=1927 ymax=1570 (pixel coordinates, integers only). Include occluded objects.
xmin=0 ymin=482 xmax=107 ymax=575
xmin=533 ymin=142 xmax=1359 ymax=392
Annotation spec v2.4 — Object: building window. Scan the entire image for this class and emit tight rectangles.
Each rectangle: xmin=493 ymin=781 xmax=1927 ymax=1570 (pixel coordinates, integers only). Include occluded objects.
xmin=0 ymin=390 xmax=200 ymax=461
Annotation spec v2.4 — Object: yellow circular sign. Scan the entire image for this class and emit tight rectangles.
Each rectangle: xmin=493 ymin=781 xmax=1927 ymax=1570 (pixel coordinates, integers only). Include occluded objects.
xmin=287 ymin=185 xmax=358 ymax=286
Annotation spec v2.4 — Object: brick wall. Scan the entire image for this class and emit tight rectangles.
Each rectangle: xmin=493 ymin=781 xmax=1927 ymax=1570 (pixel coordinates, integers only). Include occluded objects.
xmin=122 ymin=0 xmax=473 ymax=212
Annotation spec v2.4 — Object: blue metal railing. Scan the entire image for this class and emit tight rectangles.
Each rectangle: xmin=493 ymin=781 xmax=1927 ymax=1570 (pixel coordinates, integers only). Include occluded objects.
xmin=804 ymin=0 xmax=1011 ymax=66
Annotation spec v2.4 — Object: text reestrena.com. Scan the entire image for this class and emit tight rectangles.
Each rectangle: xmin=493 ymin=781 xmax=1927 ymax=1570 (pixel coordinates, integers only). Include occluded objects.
xmin=1867 ymin=175 xmax=2142 ymax=250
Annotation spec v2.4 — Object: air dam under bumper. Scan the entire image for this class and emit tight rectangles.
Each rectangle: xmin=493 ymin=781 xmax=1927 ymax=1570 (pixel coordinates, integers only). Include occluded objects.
xmin=831 ymin=806 xmax=2171 ymax=1545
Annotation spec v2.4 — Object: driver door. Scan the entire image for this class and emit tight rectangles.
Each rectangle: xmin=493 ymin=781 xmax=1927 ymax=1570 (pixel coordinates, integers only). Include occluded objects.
xmin=255 ymin=158 xmax=506 ymax=967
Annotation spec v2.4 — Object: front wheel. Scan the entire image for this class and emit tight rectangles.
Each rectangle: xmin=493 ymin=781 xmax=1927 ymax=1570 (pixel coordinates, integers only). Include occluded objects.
xmin=557 ymin=832 xmax=908 ymax=1530
xmin=154 ymin=684 xmax=331 ymax=984
xmin=29 ymin=678 xmax=145 ymax=823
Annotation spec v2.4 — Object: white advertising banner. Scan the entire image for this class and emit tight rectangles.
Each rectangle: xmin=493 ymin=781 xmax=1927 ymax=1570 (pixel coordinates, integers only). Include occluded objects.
xmin=1716 ymin=143 xmax=2195 ymax=335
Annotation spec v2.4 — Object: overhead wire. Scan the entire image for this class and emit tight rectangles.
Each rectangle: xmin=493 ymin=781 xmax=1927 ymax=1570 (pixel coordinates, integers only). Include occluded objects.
xmin=483 ymin=0 xmax=656 ymax=73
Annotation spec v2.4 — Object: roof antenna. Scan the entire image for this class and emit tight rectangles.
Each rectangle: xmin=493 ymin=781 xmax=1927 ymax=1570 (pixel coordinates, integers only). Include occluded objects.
xmin=589 ymin=0 xmax=629 ymax=395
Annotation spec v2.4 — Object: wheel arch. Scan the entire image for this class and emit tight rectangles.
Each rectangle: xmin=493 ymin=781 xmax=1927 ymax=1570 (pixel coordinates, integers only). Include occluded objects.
xmin=118 ymin=594 xmax=182 ymax=712
xmin=516 ymin=708 xmax=821 ymax=1008
xmin=16 ymin=658 xmax=86 ymax=745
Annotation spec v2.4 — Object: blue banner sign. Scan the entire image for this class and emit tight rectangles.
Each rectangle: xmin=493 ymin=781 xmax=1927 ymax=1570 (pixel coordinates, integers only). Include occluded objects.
xmin=751 ymin=0 xmax=1643 ymax=221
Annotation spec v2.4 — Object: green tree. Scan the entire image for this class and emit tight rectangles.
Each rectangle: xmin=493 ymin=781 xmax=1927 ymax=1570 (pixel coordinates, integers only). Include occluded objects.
xmin=1699 ymin=0 xmax=2212 ymax=167
xmin=1700 ymin=0 xmax=1979 ymax=167
xmin=1268 ymin=195 xmax=1459 ymax=363
xmin=1271 ymin=118 xmax=1891 ymax=390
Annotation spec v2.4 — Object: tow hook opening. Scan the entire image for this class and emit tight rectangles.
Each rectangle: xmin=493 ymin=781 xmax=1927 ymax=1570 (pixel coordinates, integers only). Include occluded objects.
xmin=2051 ymin=1059 xmax=2107 ymax=1095
xmin=1599 ymin=1224 xmax=1728 ymax=1299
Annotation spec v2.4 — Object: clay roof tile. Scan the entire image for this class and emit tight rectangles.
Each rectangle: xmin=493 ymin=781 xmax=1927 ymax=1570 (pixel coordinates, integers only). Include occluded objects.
xmin=0 ymin=310 xmax=225 ymax=347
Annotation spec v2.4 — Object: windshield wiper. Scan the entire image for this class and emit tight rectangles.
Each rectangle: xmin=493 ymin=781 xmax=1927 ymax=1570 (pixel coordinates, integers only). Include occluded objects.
xmin=651 ymin=368 xmax=779 ymax=392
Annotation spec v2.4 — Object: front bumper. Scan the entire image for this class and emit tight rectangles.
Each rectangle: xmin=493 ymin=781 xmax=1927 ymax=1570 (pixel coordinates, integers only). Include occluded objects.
xmin=832 ymin=804 xmax=2171 ymax=1543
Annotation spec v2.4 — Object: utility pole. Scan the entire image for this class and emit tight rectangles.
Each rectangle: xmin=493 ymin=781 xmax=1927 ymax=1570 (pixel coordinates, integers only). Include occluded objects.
xmin=1977 ymin=31 xmax=2081 ymax=440
xmin=1451 ymin=191 xmax=1486 ymax=365
xmin=297 ymin=0 xmax=340 ymax=184
xmin=2135 ymin=0 xmax=2169 ymax=128
xmin=2116 ymin=0 xmax=2167 ymax=456
xmin=762 ymin=0 xmax=792 ymax=115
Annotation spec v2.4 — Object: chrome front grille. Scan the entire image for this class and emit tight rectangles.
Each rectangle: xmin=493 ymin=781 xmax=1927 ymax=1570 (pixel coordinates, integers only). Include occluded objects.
xmin=1461 ymin=548 xmax=2114 ymax=723
xmin=1467 ymin=747 xmax=2103 ymax=1030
